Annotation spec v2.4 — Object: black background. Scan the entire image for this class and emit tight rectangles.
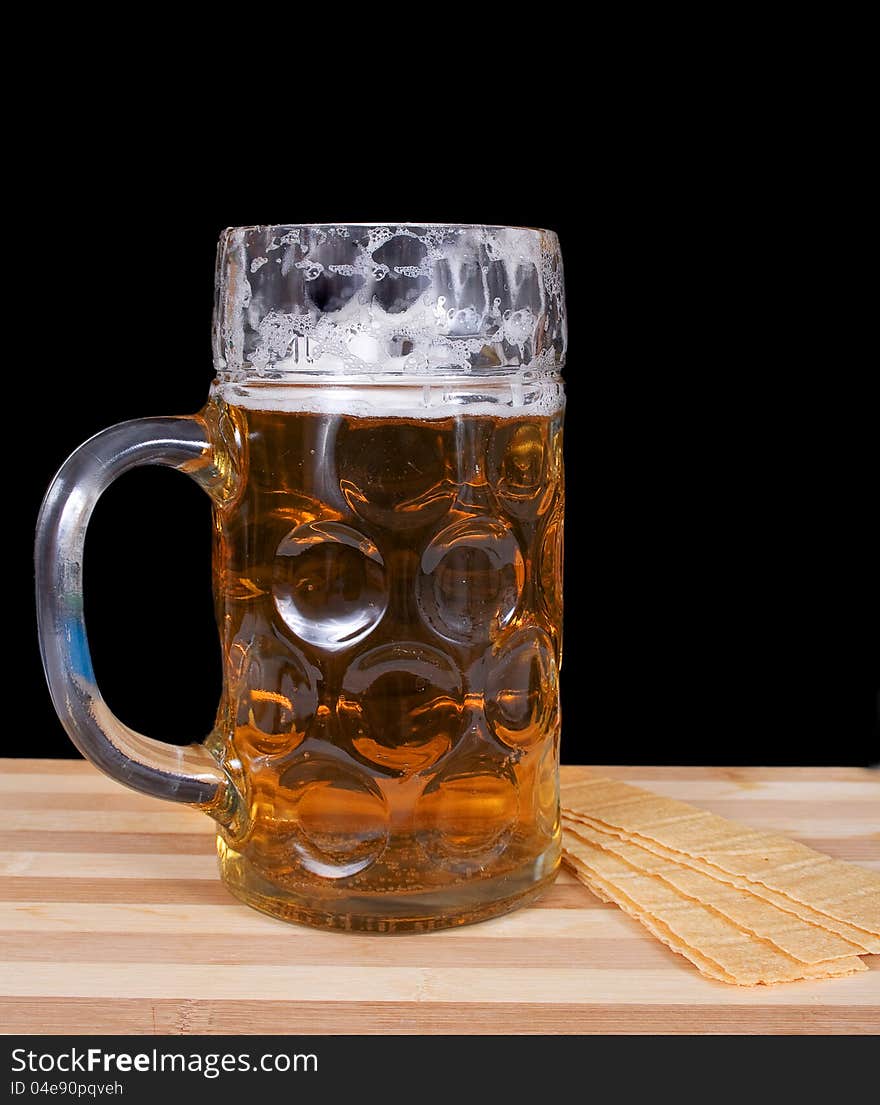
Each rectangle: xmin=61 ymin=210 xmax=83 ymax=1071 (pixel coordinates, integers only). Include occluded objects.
xmin=18 ymin=118 xmax=879 ymax=767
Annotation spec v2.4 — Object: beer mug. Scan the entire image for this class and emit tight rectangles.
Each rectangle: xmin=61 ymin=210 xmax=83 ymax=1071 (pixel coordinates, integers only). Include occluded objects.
xmin=36 ymin=223 xmax=566 ymax=931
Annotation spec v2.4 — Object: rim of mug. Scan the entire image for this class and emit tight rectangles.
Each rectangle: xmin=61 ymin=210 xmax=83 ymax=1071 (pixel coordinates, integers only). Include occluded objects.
xmin=222 ymin=222 xmax=556 ymax=237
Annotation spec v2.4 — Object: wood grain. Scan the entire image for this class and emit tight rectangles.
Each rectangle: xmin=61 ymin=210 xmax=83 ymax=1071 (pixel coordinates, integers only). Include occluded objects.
xmin=1 ymin=760 xmax=877 ymax=1034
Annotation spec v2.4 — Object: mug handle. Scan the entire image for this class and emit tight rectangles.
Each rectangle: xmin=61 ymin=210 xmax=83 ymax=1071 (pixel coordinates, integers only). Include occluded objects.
xmin=35 ymin=415 xmax=235 ymax=820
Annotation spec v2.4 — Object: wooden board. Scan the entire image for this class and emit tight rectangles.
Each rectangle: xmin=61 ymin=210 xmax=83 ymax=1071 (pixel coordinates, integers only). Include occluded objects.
xmin=0 ymin=760 xmax=877 ymax=1034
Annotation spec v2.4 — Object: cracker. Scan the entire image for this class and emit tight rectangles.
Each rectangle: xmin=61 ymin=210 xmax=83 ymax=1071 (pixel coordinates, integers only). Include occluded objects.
xmin=562 ymin=827 xmax=866 ymax=985
xmin=561 ymin=814 xmax=864 ymax=963
xmin=561 ymin=777 xmax=880 ymax=937
xmin=565 ymin=854 xmax=864 ymax=987
xmin=562 ymin=808 xmax=880 ymax=954
xmin=563 ymin=856 xmax=737 ymax=984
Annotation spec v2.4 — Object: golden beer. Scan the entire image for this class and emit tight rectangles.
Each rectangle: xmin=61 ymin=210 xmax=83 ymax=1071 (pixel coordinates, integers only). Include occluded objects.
xmin=210 ymin=398 xmax=564 ymax=929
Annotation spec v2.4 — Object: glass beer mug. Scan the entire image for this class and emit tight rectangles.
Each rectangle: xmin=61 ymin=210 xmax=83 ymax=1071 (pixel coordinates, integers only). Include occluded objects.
xmin=36 ymin=223 xmax=566 ymax=932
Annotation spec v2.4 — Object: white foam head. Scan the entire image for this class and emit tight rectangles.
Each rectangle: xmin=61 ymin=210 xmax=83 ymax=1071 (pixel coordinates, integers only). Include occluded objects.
xmin=213 ymin=224 xmax=567 ymax=385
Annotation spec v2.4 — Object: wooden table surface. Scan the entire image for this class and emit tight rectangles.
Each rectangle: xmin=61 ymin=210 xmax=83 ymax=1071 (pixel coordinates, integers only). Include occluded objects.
xmin=1 ymin=760 xmax=877 ymax=1035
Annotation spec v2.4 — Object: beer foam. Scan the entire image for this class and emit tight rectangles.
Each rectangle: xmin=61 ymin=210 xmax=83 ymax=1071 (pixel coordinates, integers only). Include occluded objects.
xmin=213 ymin=377 xmax=565 ymax=419
xmin=213 ymin=224 xmax=567 ymax=380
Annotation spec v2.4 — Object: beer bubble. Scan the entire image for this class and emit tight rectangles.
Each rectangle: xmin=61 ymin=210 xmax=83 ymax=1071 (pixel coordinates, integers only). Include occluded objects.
xmin=338 ymin=643 xmax=463 ymax=775
xmin=416 ymin=740 xmax=519 ymax=869
xmin=273 ymin=521 xmax=387 ymax=651
xmin=234 ymin=636 xmax=319 ymax=758
xmin=536 ymin=728 xmax=561 ymax=838
xmin=538 ymin=503 xmax=564 ymax=647
xmin=485 ymin=626 xmax=558 ymax=751
xmin=337 ymin=420 xmax=455 ymax=530
xmin=269 ymin=754 xmax=390 ymax=879
xmin=417 ymin=516 xmax=524 ymax=644
xmin=487 ymin=421 xmax=555 ymax=519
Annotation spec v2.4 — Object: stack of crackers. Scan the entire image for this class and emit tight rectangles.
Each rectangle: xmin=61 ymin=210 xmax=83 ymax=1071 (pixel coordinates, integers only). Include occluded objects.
xmin=561 ymin=776 xmax=880 ymax=985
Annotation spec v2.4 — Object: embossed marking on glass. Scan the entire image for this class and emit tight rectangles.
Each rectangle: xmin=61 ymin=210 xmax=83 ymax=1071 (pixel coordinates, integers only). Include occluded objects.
xmin=36 ymin=223 xmax=566 ymax=931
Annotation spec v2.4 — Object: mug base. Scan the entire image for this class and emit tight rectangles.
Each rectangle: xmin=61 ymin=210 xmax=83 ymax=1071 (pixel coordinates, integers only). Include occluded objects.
xmin=217 ymin=837 xmax=561 ymax=933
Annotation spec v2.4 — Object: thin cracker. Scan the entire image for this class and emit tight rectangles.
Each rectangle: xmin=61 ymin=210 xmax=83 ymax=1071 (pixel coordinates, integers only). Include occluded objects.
xmin=565 ymin=855 xmax=864 ymax=987
xmin=563 ymin=856 xmax=737 ymax=983
xmin=562 ymin=776 xmax=880 ymax=936
xmin=562 ymin=807 xmax=880 ymax=954
xmin=561 ymin=814 xmax=864 ymax=963
xmin=562 ymin=827 xmax=866 ymax=985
